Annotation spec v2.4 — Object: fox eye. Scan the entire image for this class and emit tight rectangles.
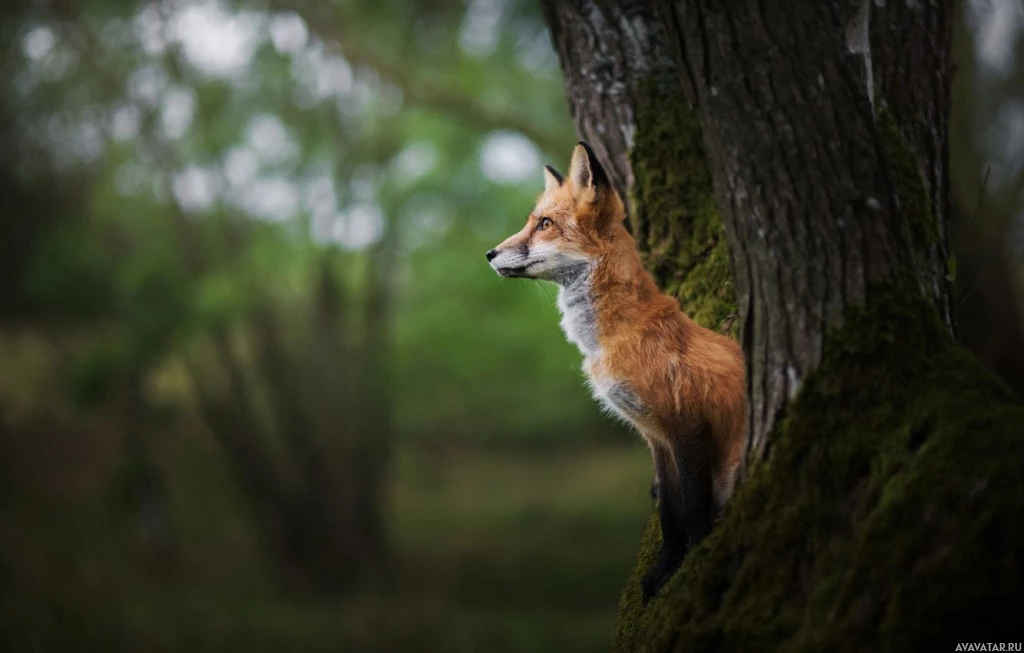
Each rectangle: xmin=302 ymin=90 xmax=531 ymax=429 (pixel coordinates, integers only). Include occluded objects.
xmin=537 ymin=217 xmax=553 ymax=231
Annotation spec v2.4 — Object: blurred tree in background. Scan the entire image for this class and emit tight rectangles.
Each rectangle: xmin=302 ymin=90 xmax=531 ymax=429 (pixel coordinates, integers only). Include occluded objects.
xmin=0 ymin=0 xmax=1021 ymax=652
xmin=951 ymin=0 xmax=1024 ymax=396
xmin=0 ymin=1 xmax=643 ymax=650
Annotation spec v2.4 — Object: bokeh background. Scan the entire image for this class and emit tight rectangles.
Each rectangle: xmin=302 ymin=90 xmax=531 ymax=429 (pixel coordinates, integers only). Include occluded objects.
xmin=0 ymin=1 xmax=1021 ymax=652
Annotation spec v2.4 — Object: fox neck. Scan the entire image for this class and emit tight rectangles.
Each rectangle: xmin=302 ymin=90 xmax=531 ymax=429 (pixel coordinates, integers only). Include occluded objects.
xmin=554 ymin=243 xmax=658 ymax=359
xmin=556 ymin=261 xmax=599 ymax=357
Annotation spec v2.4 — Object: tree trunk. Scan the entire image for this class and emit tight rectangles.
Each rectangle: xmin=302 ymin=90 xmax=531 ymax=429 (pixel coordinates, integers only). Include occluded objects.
xmin=543 ymin=1 xmax=1024 ymax=648
xmin=657 ymin=0 xmax=955 ymax=459
xmin=178 ymin=229 xmax=392 ymax=595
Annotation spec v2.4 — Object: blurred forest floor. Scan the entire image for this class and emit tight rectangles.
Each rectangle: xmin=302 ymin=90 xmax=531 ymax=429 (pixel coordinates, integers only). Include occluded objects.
xmin=3 ymin=415 xmax=650 ymax=652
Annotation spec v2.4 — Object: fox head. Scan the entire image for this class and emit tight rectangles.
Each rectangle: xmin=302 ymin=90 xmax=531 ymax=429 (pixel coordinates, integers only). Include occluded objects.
xmin=486 ymin=141 xmax=627 ymax=284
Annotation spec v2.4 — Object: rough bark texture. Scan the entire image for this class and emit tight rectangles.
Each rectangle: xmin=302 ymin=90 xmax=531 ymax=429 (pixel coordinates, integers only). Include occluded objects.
xmin=541 ymin=0 xmax=1024 ymax=649
xmin=658 ymin=0 xmax=955 ymax=460
xmin=866 ymin=0 xmax=954 ymax=328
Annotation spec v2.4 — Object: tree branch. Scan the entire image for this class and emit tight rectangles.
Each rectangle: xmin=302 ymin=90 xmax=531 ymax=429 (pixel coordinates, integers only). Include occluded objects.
xmin=278 ymin=0 xmax=566 ymax=154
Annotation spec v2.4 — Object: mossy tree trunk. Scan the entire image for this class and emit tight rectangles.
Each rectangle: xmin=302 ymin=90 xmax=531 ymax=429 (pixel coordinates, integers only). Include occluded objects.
xmin=543 ymin=1 xmax=1024 ymax=649
xmin=655 ymin=0 xmax=956 ymax=460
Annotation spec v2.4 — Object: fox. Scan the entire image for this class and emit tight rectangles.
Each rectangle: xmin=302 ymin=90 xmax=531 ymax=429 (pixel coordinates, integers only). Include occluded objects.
xmin=486 ymin=142 xmax=746 ymax=601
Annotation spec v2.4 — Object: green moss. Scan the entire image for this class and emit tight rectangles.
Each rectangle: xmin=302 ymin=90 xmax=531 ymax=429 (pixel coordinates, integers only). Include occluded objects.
xmin=630 ymin=84 xmax=736 ymax=335
xmin=613 ymin=284 xmax=1024 ymax=651
xmin=877 ymin=111 xmax=944 ymax=282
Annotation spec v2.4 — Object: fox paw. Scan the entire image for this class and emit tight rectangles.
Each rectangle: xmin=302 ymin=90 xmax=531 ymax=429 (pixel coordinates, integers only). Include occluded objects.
xmin=641 ymin=552 xmax=682 ymax=603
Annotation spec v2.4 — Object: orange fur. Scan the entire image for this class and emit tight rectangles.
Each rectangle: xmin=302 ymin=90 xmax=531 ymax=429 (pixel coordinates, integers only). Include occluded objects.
xmin=487 ymin=142 xmax=746 ymax=599
xmin=489 ymin=145 xmax=746 ymax=508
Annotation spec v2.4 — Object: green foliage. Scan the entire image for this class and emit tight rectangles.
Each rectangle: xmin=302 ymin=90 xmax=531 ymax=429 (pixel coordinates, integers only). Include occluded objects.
xmin=2 ymin=0 xmax=597 ymax=443
xmin=0 ymin=0 xmax=648 ymax=650
xmin=614 ymin=284 xmax=1024 ymax=650
xmin=23 ymin=221 xmax=117 ymax=320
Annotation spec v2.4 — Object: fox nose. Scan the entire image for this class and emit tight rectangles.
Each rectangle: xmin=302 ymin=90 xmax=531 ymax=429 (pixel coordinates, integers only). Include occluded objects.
xmin=486 ymin=249 xmax=498 ymax=262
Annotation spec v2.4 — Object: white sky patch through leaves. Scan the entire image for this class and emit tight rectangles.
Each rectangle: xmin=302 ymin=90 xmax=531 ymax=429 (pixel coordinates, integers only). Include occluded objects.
xmin=479 ymin=131 xmax=540 ymax=185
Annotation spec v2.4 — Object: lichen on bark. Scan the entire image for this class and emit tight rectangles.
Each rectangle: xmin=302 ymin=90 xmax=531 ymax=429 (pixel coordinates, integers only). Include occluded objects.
xmin=629 ymin=83 xmax=736 ymax=335
xmin=613 ymin=284 xmax=1024 ymax=651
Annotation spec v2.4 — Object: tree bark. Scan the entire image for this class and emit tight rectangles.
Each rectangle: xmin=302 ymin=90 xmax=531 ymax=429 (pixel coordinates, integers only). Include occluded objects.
xmin=657 ymin=0 xmax=954 ymax=460
xmin=543 ymin=1 xmax=1024 ymax=648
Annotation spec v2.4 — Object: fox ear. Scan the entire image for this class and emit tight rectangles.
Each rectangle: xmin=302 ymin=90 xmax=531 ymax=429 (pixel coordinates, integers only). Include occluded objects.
xmin=569 ymin=141 xmax=609 ymax=201
xmin=543 ymin=164 xmax=564 ymax=193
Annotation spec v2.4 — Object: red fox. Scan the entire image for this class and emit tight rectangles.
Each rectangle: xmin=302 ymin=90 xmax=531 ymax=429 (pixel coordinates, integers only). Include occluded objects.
xmin=486 ymin=142 xmax=746 ymax=600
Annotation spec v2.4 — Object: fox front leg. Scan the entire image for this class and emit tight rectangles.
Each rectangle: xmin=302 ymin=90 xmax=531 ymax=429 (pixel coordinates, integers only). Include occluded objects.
xmin=642 ymin=445 xmax=686 ymax=602
xmin=641 ymin=432 xmax=714 ymax=602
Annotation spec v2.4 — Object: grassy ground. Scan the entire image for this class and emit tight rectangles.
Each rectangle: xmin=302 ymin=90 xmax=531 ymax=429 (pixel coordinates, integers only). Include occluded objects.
xmin=2 ymin=444 xmax=653 ymax=653
xmin=388 ymin=445 xmax=653 ymax=652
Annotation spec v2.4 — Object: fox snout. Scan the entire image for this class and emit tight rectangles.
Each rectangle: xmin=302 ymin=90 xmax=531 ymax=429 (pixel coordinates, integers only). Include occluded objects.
xmin=487 ymin=240 xmax=535 ymax=278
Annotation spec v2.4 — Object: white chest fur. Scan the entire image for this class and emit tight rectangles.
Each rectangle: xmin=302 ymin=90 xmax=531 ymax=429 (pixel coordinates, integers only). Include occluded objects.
xmin=556 ymin=268 xmax=599 ymax=358
xmin=589 ymin=375 xmax=648 ymax=426
xmin=555 ymin=269 xmax=647 ymax=427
